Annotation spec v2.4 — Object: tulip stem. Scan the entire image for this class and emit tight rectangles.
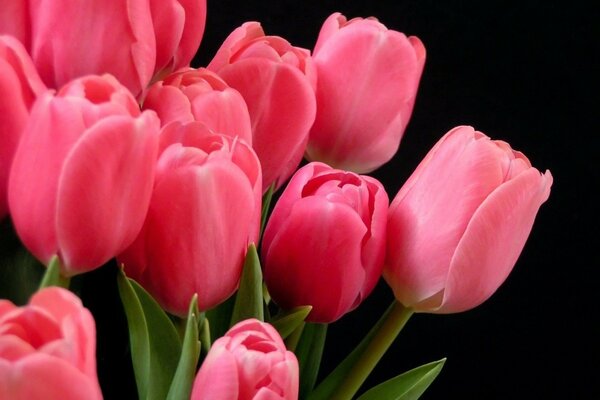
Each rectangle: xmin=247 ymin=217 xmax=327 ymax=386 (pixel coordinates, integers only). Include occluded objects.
xmin=39 ymin=256 xmax=70 ymax=289
xmin=332 ymin=301 xmax=413 ymax=400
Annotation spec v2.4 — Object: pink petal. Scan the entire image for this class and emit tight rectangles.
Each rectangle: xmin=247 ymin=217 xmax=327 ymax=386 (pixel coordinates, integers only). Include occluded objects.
xmin=439 ymin=168 xmax=553 ymax=313
xmin=191 ymin=343 xmax=239 ymax=400
xmin=55 ymin=112 xmax=159 ymax=274
xmin=0 ymin=3 xmax=30 ymax=48
xmin=218 ymin=58 xmax=316 ymax=190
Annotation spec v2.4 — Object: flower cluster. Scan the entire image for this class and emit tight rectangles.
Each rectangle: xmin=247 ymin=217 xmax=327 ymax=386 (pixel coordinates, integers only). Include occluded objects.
xmin=0 ymin=2 xmax=552 ymax=399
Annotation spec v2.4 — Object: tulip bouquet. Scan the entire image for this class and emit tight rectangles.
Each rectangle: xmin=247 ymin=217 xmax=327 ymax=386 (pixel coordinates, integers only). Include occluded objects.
xmin=0 ymin=2 xmax=552 ymax=400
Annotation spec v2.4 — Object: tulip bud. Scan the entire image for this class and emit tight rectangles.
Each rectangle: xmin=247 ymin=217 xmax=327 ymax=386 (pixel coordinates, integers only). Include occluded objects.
xmin=0 ymin=288 xmax=102 ymax=400
xmin=262 ymin=162 xmax=389 ymax=323
xmin=0 ymin=35 xmax=46 ymax=219
xmin=385 ymin=126 xmax=553 ymax=313
xmin=208 ymin=22 xmax=316 ymax=191
xmin=119 ymin=122 xmax=262 ymax=315
xmin=191 ymin=319 xmax=298 ymax=400
xmin=8 ymin=74 xmax=160 ymax=275
xmin=143 ymin=68 xmax=252 ymax=145
xmin=306 ymin=12 xmax=426 ymax=173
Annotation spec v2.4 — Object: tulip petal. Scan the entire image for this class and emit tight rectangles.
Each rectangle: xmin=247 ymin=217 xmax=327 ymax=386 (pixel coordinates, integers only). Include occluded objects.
xmin=264 ymin=196 xmax=367 ymax=323
xmin=1 ymin=354 xmax=102 ymax=400
xmin=191 ymin=344 xmax=239 ymax=400
xmin=55 ymin=113 xmax=158 ymax=274
xmin=438 ymin=169 xmax=552 ymax=313
xmin=218 ymin=58 xmax=316 ymax=190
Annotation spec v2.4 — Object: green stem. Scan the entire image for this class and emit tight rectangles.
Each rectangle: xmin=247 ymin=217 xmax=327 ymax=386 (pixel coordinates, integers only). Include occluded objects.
xmin=39 ymin=256 xmax=71 ymax=289
xmin=332 ymin=301 xmax=413 ymax=400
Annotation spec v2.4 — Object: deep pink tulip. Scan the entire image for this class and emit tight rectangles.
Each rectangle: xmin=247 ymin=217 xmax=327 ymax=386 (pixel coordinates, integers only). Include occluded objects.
xmin=119 ymin=122 xmax=262 ymax=316
xmin=191 ymin=319 xmax=298 ymax=400
xmin=385 ymin=126 xmax=553 ymax=313
xmin=0 ymin=0 xmax=206 ymax=95
xmin=262 ymin=162 xmax=389 ymax=323
xmin=306 ymin=12 xmax=426 ymax=173
xmin=208 ymin=22 xmax=317 ymax=191
xmin=143 ymin=68 xmax=252 ymax=144
xmin=8 ymin=74 xmax=160 ymax=276
xmin=0 ymin=35 xmax=46 ymax=219
xmin=0 ymin=287 xmax=102 ymax=400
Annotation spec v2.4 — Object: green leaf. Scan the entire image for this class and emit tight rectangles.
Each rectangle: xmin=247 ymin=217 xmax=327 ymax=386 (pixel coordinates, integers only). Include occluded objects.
xmin=38 ymin=256 xmax=70 ymax=289
xmin=308 ymin=302 xmax=396 ymax=400
xmin=260 ymin=183 xmax=275 ymax=237
xmin=167 ymin=295 xmax=201 ymax=400
xmin=271 ymin=306 xmax=312 ymax=339
xmin=230 ymin=244 xmax=264 ymax=325
xmin=117 ymin=269 xmax=182 ymax=400
xmin=296 ymin=323 xmax=328 ymax=399
xmin=357 ymin=359 xmax=446 ymax=400
xmin=206 ymin=294 xmax=235 ymax=341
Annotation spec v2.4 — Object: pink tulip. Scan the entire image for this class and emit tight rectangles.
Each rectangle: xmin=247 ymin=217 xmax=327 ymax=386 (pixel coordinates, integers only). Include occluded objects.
xmin=0 ymin=287 xmax=102 ymax=400
xmin=306 ymin=12 xmax=426 ymax=173
xmin=8 ymin=74 xmax=160 ymax=276
xmin=208 ymin=22 xmax=316 ymax=191
xmin=0 ymin=35 xmax=46 ymax=219
xmin=119 ymin=122 xmax=262 ymax=315
xmin=191 ymin=319 xmax=298 ymax=400
xmin=143 ymin=68 xmax=252 ymax=144
xmin=149 ymin=0 xmax=207 ymax=79
xmin=385 ymin=126 xmax=553 ymax=313
xmin=0 ymin=0 xmax=206 ymax=95
xmin=262 ymin=162 xmax=389 ymax=323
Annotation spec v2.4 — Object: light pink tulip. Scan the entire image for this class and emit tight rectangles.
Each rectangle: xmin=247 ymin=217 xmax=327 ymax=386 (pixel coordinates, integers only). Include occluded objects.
xmin=191 ymin=319 xmax=298 ymax=400
xmin=0 ymin=287 xmax=102 ymax=400
xmin=385 ymin=126 xmax=553 ymax=313
xmin=262 ymin=162 xmax=388 ymax=323
xmin=306 ymin=12 xmax=426 ymax=173
xmin=0 ymin=35 xmax=46 ymax=219
xmin=119 ymin=122 xmax=262 ymax=315
xmin=8 ymin=74 xmax=160 ymax=276
xmin=143 ymin=68 xmax=252 ymax=144
xmin=0 ymin=0 xmax=206 ymax=95
xmin=208 ymin=22 xmax=317 ymax=191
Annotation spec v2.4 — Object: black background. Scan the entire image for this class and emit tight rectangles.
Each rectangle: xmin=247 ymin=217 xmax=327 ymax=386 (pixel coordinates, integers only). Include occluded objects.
xmin=193 ymin=1 xmax=598 ymax=399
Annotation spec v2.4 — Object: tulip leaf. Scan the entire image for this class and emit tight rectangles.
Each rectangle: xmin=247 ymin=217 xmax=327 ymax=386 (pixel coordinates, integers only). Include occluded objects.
xmin=230 ymin=243 xmax=264 ymax=325
xmin=206 ymin=294 xmax=235 ymax=341
xmin=38 ymin=255 xmax=70 ymax=289
xmin=308 ymin=302 xmax=396 ymax=400
xmin=166 ymin=295 xmax=201 ymax=400
xmin=272 ymin=306 xmax=313 ymax=339
xmin=117 ymin=269 xmax=182 ymax=400
xmin=260 ymin=183 xmax=275 ymax=237
xmin=296 ymin=323 xmax=328 ymax=399
xmin=357 ymin=359 xmax=446 ymax=400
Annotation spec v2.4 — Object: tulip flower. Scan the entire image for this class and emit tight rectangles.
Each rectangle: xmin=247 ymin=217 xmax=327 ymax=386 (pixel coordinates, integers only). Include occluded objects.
xmin=208 ymin=22 xmax=316 ymax=191
xmin=262 ymin=162 xmax=389 ymax=323
xmin=0 ymin=35 xmax=46 ymax=219
xmin=191 ymin=319 xmax=298 ymax=400
xmin=0 ymin=287 xmax=102 ymax=400
xmin=306 ymin=12 xmax=426 ymax=173
xmin=119 ymin=122 xmax=262 ymax=316
xmin=0 ymin=0 xmax=206 ymax=95
xmin=143 ymin=68 xmax=252 ymax=144
xmin=8 ymin=74 xmax=160 ymax=276
xmin=385 ymin=126 xmax=553 ymax=313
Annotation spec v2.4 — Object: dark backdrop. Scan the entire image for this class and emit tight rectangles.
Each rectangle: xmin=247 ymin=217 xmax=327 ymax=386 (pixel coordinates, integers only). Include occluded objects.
xmin=192 ymin=1 xmax=597 ymax=398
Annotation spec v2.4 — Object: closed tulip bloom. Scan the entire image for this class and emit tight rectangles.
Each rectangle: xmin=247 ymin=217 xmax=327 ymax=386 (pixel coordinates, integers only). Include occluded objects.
xmin=8 ymin=74 xmax=160 ymax=276
xmin=119 ymin=122 xmax=262 ymax=315
xmin=143 ymin=68 xmax=252 ymax=144
xmin=208 ymin=22 xmax=316 ymax=191
xmin=0 ymin=288 xmax=102 ymax=400
xmin=0 ymin=35 xmax=46 ymax=219
xmin=262 ymin=162 xmax=388 ymax=323
xmin=191 ymin=319 xmax=298 ymax=400
xmin=0 ymin=0 xmax=206 ymax=95
xmin=385 ymin=126 xmax=553 ymax=313
xmin=306 ymin=12 xmax=426 ymax=173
